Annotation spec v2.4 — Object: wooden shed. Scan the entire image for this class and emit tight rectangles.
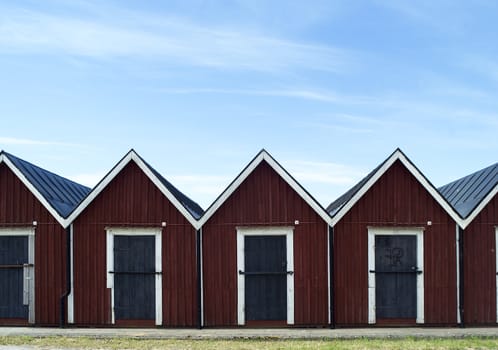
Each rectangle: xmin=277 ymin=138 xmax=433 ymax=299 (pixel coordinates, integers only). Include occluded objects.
xmin=198 ymin=150 xmax=331 ymax=327
xmin=328 ymin=149 xmax=462 ymax=326
xmin=0 ymin=151 xmax=90 ymax=325
xmin=66 ymin=150 xmax=203 ymax=327
xmin=439 ymin=163 xmax=498 ymax=325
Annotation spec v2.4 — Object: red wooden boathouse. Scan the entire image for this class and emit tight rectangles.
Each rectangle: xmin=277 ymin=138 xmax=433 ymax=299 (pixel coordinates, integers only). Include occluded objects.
xmin=198 ymin=150 xmax=331 ymax=327
xmin=66 ymin=150 xmax=203 ymax=327
xmin=328 ymin=149 xmax=462 ymax=326
xmin=0 ymin=151 xmax=90 ymax=326
xmin=440 ymin=162 xmax=498 ymax=325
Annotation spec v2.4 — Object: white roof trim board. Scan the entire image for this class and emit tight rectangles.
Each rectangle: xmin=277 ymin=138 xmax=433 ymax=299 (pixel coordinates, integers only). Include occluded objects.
xmin=0 ymin=153 xmax=67 ymax=227
xmin=329 ymin=149 xmax=464 ymax=228
xmin=66 ymin=150 xmax=199 ymax=229
xmin=197 ymin=150 xmax=331 ymax=227
xmin=460 ymin=184 xmax=498 ymax=229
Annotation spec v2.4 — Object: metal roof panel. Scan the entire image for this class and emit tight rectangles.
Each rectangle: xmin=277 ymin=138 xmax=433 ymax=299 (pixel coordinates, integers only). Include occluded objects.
xmin=439 ymin=163 xmax=498 ymax=219
xmin=2 ymin=151 xmax=91 ymax=218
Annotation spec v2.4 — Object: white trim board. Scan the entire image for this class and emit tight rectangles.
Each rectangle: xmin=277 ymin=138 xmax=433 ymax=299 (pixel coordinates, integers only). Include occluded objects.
xmin=368 ymin=227 xmax=424 ymax=324
xmin=462 ymin=187 xmax=498 ymax=229
xmin=199 ymin=228 xmax=204 ymax=327
xmin=66 ymin=150 xmax=199 ymax=229
xmin=236 ymin=226 xmax=294 ymax=325
xmin=456 ymin=224 xmax=460 ymax=325
xmin=0 ymin=227 xmax=36 ymax=324
xmin=0 ymin=154 xmax=67 ymax=227
xmin=330 ymin=149 xmax=463 ymax=228
xmin=106 ymin=227 xmax=162 ymax=326
xmin=68 ymin=224 xmax=74 ymax=324
xmin=198 ymin=150 xmax=330 ymax=227
xmin=327 ymin=224 xmax=331 ymax=325
xmin=495 ymin=227 xmax=498 ymax=324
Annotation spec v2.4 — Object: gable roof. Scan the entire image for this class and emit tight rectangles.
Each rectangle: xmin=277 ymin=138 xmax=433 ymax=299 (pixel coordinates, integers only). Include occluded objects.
xmin=0 ymin=151 xmax=91 ymax=227
xmin=327 ymin=148 xmax=463 ymax=227
xmin=439 ymin=162 xmax=498 ymax=228
xmin=66 ymin=149 xmax=203 ymax=227
xmin=197 ymin=149 xmax=331 ymax=227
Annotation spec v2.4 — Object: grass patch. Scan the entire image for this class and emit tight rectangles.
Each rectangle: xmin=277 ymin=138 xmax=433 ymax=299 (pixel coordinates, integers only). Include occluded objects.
xmin=1 ymin=336 xmax=498 ymax=349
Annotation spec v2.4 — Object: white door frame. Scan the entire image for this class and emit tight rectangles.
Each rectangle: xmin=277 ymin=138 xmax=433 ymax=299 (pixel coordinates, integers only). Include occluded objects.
xmin=0 ymin=227 xmax=35 ymax=324
xmin=368 ymin=227 xmax=424 ymax=324
xmin=237 ymin=226 xmax=294 ymax=325
xmin=106 ymin=227 xmax=162 ymax=325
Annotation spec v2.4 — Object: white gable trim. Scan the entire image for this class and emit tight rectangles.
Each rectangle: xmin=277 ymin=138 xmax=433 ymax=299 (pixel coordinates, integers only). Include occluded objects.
xmin=461 ymin=185 xmax=498 ymax=229
xmin=198 ymin=151 xmax=330 ymax=227
xmin=0 ymin=154 xmax=67 ymax=227
xmin=66 ymin=151 xmax=199 ymax=228
xmin=330 ymin=150 xmax=463 ymax=227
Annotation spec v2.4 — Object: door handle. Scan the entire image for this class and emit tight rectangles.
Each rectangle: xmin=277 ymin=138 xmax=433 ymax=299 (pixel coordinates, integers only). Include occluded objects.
xmin=239 ymin=270 xmax=294 ymax=275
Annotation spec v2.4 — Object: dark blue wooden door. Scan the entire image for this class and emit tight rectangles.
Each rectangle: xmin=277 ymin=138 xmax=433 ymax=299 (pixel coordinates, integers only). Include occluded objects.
xmin=114 ymin=236 xmax=155 ymax=320
xmin=375 ymin=235 xmax=417 ymax=319
xmin=244 ymin=235 xmax=287 ymax=321
xmin=0 ymin=236 xmax=28 ymax=319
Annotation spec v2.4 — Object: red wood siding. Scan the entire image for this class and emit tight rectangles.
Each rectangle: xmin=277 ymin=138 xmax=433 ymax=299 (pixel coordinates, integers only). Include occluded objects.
xmin=334 ymin=160 xmax=457 ymax=325
xmin=463 ymin=193 xmax=498 ymax=324
xmin=72 ymin=161 xmax=197 ymax=326
xmin=202 ymin=161 xmax=328 ymax=326
xmin=0 ymin=163 xmax=66 ymax=325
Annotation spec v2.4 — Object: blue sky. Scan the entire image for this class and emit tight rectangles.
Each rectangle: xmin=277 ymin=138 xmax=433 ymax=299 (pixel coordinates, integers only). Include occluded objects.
xmin=1 ymin=0 xmax=498 ymax=209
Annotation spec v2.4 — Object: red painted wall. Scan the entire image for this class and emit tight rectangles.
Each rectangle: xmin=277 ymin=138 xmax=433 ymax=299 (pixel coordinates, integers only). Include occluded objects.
xmin=72 ymin=161 xmax=197 ymax=326
xmin=0 ymin=163 xmax=66 ymax=325
xmin=202 ymin=161 xmax=329 ymax=326
xmin=334 ymin=160 xmax=457 ymax=325
xmin=462 ymin=194 xmax=498 ymax=324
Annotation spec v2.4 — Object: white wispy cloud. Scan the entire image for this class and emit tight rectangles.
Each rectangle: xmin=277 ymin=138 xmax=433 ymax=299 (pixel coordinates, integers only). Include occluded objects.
xmin=375 ymin=0 xmax=467 ymax=35
xmin=167 ymin=174 xmax=234 ymax=208
xmin=302 ymin=122 xmax=374 ymax=134
xmin=168 ymin=174 xmax=233 ymax=195
xmin=460 ymin=55 xmax=498 ymax=84
xmin=281 ymin=158 xmax=369 ymax=206
xmin=284 ymin=159 xmax=365 ymax=186
xmin=68 ymin=171 xmax=106 ymax=188
xmin=157 ymin=87 xmax=374 ymax=105
xmin=0 ymin=6 xmax=349 ymax=73
xmin=295 ymin=112 xmax=410 ymax=135
xmin=0 ymin=136 xmax=80 ymax=147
